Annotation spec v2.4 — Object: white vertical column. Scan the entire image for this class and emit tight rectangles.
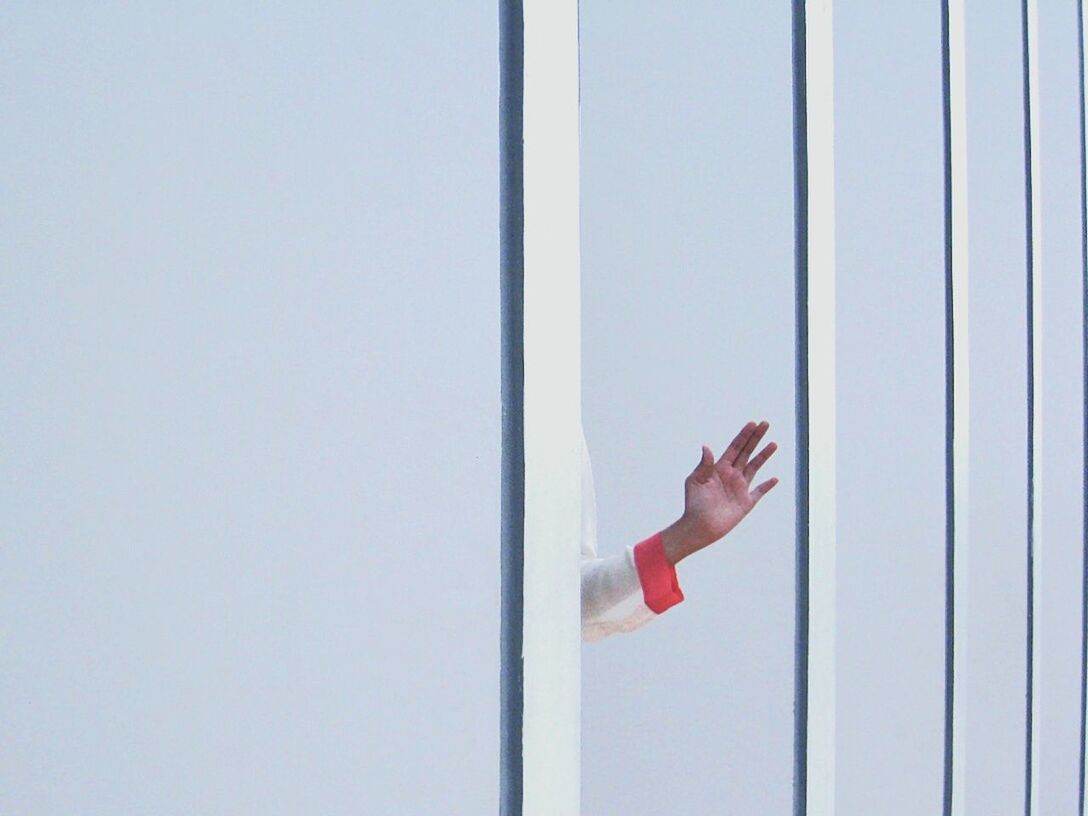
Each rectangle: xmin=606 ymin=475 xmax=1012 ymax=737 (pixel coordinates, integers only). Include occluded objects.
xmin=1022 ymin=0 xmax=1043 ymax=812
xmin=521 ymin=1 xmax=582 ymax=814
xmin=795 ymin=1 xmax=836 ymax=814
xmin=945 ymin=2 xmax=970 ymax=815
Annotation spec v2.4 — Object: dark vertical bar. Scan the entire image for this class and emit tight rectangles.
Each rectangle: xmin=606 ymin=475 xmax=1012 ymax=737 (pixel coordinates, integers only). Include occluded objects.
xmin=499 ymin=1 xmax=525 ymax=813
xmin=939 ymin=1 xmax=957 ymax=814
xmin=1077 ymin=2 xmax=1088 ymax=813
xmin=791 ymin=2 xmax=810 ymax=815
xmin=1020 ymin=0 xmax=1036 ymax=812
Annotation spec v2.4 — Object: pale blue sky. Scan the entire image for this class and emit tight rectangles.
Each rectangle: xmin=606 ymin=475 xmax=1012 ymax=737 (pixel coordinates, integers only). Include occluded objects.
xmin=2 ymin=3 xmax=1085 ymax=814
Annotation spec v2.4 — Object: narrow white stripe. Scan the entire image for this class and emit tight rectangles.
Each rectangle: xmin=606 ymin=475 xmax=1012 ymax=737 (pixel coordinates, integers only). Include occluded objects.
xmin=521 ymin=1 xmax=582 ymax=813
xmin=806 ymin=1 xmax=837 ymax=814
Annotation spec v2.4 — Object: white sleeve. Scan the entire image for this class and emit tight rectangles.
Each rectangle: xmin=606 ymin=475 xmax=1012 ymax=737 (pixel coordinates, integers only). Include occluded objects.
xmin=579 ymin=425 xmax=686 ymax=642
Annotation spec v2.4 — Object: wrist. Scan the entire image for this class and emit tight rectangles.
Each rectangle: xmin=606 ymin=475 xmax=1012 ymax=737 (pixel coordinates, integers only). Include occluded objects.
xmin=659 ymin=516 xmax=708 ymax=566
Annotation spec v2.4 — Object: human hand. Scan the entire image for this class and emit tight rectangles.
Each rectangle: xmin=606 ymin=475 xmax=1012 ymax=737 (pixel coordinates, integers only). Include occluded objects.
xmin=661 ymin=420 xmax=780 ymax=564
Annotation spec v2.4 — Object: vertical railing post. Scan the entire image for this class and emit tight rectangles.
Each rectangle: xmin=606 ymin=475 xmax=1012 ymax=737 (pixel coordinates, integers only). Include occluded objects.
xmin=1021 ymin=0 xmax=1043 ymax=812
xmin=1077 ymin=1 xmax=1088 ymax=812
xmin=941 ymin=1 xmax=970 ymax=814
xmin=499 ymin=4 xmax=526 ymax=813
xmin=500 ymin=1 xmax=582 ymax=814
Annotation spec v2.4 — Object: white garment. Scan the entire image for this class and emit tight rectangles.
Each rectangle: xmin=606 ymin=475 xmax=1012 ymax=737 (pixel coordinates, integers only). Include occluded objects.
xmin=580 ymin=425 xmax=685 ymax=642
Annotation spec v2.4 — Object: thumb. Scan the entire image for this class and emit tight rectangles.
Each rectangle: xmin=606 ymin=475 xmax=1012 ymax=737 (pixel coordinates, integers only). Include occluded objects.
xmin=693 ymin=444 xmax=714 ymax=483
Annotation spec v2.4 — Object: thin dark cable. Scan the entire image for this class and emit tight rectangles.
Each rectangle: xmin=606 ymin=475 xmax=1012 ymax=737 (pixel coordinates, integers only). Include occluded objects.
xmin=791 ymin=2 xmax=810 ymax=814
xmin=1077 ymin=2 xmax=1088 ymax=814
xmin=1020 ymin=0 xmax=1036 ymax=813
xmin=939 ymin=2 xmax=957 ymax=814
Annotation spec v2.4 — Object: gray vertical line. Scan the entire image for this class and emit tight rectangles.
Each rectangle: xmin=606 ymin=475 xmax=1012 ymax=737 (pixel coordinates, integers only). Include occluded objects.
xmin=1077 ymin=0 xmax=1088 ymax=812
xmin=940 ymin=1 xmax=956 ymax=813
xmin=499 ymin=1 xmax=525 ymax=813
xmin=791 ymin=2 xmax=810 ymax=814
xmin=1020 ymin=0 xmax=1036 ymax=811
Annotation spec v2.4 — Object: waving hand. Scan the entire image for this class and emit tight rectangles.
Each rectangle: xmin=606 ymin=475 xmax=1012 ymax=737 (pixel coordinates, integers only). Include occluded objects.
xmin=661 ymin=419 xmax=780 ymax=564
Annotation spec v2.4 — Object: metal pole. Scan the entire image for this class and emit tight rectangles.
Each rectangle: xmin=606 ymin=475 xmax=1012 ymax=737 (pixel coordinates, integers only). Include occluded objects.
xmin=500 ymin=1 xmax=582 ymax=813
xmin=499 ymin=1 xmax=526 ymax=811
xmin=941 ymin=1 xmax=970 ymax=814
xmin=1021 ymin=0 xmax=1043 ymax=812
xmin=1076 ymin=0 xmax=1088 ymax=812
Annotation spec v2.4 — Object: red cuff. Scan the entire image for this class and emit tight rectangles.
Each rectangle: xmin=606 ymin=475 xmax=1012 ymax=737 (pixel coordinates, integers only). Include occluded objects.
xmin=633 ymin=531 xmax=685 ymax=614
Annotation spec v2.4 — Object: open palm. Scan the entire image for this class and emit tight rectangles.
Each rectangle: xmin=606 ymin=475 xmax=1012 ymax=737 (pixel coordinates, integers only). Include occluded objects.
xmin=683 ymin=420 xmax=779 ymax=547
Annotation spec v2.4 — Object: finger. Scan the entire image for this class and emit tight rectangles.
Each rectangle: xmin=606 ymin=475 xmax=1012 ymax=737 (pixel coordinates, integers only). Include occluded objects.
xmin=693 ymin=444 xmax=715 ymax=483
xmin=743 ymin=441 xmax=778 ymax=482
xmin=734 ymin=420 xmax=769 ymax=470
xmin=750 ymin=476 xmax=779 ymax=504
xmin=718 ymin=420 xmax=757 ymax=467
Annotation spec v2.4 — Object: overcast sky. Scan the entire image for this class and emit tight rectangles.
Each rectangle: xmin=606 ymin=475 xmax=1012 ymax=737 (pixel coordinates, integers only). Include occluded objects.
xmin=2 ymin=2 xmax=1085 ymax=814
